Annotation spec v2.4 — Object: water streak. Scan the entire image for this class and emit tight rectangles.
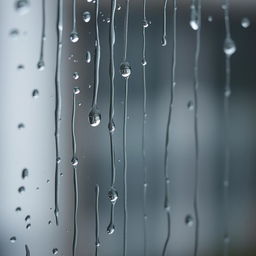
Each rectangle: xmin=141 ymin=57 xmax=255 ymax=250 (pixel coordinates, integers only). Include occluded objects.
xmin=70 ymin=0 xmax=79 ymax=42
xmin=25 ymin=244 xmax=30 ymax=256
xmin=54 ymin=0 xmax=63 ymax=226
xmin=37 ymin=0 xmax=46 ymax=70
xmin=142 ymin=0 xmax=148 ymax=255
xmin=95 ymin=184 xmax=100 ymax=256
xmin=162 ymin=0 xmax=168 ymax=46
xmin=89 ymin=0 xmax=101 ymax=127
xmin=162 ymin=0 xmax=177 ymax=255
xmin=107 ymin=0 xmax=118 ymax=236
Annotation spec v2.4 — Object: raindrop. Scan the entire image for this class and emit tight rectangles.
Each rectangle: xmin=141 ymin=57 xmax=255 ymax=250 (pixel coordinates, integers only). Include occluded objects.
xmin=10 ymin=237 xmax=16 ymax=243
xmin=17 ymin=64 xmax=25 ymax=70
xmin=87 ymin=0 xmax=92 ymax=2
xmin=223 ymin=37 xmax=236 ymax=56
xmin=47 ymin=179 xmax=50 ymax=183
xmin=15 ymin=207 xmax=22 ymax=212
xmin=120 ymin=62 xmax=131 ymax=78
xmin=32 ymin=89 xmax=39 ymax=98
xmin=70 ymin=31 xmax=79 ymax=43
xmin=185 ymin=215 xmax=194 ymax=227
xmin=26 ymin=223 xmax=31 ymax=229
xmin=83 ymin=11 xmax=91 ymax=23
xmin=187 ymin=100 xmax=194 ymax=111
xmin=143 ymin=19 xmax=148 ymax=28
xmin=107 ymin=223 xmax=115 ymax=235
xmin=108 ymin=121 xmax=115 ymax=133
xmin=15 ymin=0 xmax=30 ymax=15
xmin=208 ymin=16 xmax=213 ymax=22
xmin=95 ymin=185 xmax=100 ymax=255
xmin=241 ymin=17 xmax=250 ymax=28
xmin=73 ymin=87 xmax=80 ymax=94
xmin=190 ymin=4 xmax=199 ymax=30
xmin=48 ymin=220 xmax=52 ymax=225
xmin=162 ymin=0 xmax=168 ymax=46
xmin=224 ymin=234 xmax=230 ymax=244
xmin=88 ymin=108 xmax=101 ymax=127
xmin=86 ymin=51 xmax=91 ymax=63
xmin=108 ymin=188 xmax=118 ymax=204
xmin=70 ymin=0 xmax=79 ymax=43
xmin=73 ymin=72 xmax=79 ymax=80
xmin=25 ymin=244 xmax=30 ymax=256
xmin=52 ymin=248 xmax=58 ymax=255
xmin=141 ymin=58 xmax=147 ymax=66
xmin=106 ymin=17 xmax=110 ymax=23
xmin=18 ymin=186 xmax=25 ymax=193
xmin=22 ymin=168 xmax=29 ymax=179
xmin=117 ymin=4 xmax=121 ymax=11
xmin=9 ymin=29 xmax=19 ymax=38
xmin=71 ymin=157 xmax=78 ymax=167
xmin=25 ymin=215 xmax=31 ymax=222
xmin=37 ymin=60 xmax=45 ymax=70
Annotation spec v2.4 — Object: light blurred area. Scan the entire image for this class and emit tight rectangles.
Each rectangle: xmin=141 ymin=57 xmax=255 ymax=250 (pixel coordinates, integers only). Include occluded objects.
xmin=0 ymin=0 xmax=256 ymax=255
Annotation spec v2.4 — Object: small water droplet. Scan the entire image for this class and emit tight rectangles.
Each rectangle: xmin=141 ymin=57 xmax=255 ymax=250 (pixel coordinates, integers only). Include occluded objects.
xmin=88 ymin=108 xmax=101 ymax=127
xmin=120 ymin=62 xmax=131 ymax=78
xmin=57 ymin=157 xmax=61 ymax=164
xmin=18 ymin=186 xmax=25 ymax=193
xmin=141 ymin=58 xmax=147 ymax=66
xmin=85 ymin=51 xmax=91 ymax=63
xmin=190 ymin=5 xmax=199 ymax=30
xmin=83 ymin=11 xmax=91 ymax=23
xmin=15 ymin=207 xmax=22 ymax=212
xmin=18 ymin=123 xmax=25 ymax=129
xmin=87 ymin=0 xmax=92 ymax=2
xmin=223 ymin=38 xmax=236 ymax=56
xmin=36 ymin=187 xmax=39 ymax=190
xmin=21 ymin=168 xmax=29 ymax=179
xmin=107 ymin=223 xmax=115 ymax=234
xmin=73 ymin=87 xmax=80 ymax=94
xmin=143 ymin=19 xmax=148 ymax=28
xmin=224 ymin=89 xmax=231 ymax=98
xmin=71 ymin=157 xmax=78 ymax=167
xmin=224 ymin=234 xmax=230 ymax=244
xmin=52 ymin=248 xmax=58 ymax=255
xmin=208 ymin=16 xmax=213 ymax=22
xmin=70 ymin=32 xmax=79 ymax=43
xmin=185 ymin=215 xmax=194 ymax=227
xmin=187 ymin=101 xmax=194 ymax=111
xmin=37 ymin=60 xmax=45 ymax=70
xmin=17 ymin=64 xmax=25 ymax=70
xmin=9 ymin=29 xmax=19 ymax=38
xmin=10 ymin=237 xmax=16 ymax=243
xmin=241 ymin=17 xmax=250 ymax=28
xmin=108 ymin=121 xmax=115 ymax=133
xmin=73 ymin=72 xmax=79 ymax=80
xmin=47 ymin=179 xmax=50 ymax=183
xmin=108 ymin=188 xmax=118 ymax=204
xmin=117 ymin=5 xmax=121 ymax=11
xmin=48 ymin=220 xmax=52 ymax=225
xmin=26 ymin=223 xmax=31 ymax=229
xmin=96 ymin=241 xmax=100 ymax=247
xmin=15 ymin=0 xmax=30 ymax=15
xmin=25 ymin=215 xmax=30 ymax=222
xmin=106 ymin=17 xmax=110 ymax=23
xmin=32 ymin=89 xmax=39 ymax=98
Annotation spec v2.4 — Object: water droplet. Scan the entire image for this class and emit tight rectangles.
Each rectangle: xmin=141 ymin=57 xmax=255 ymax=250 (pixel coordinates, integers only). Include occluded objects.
xmin=15 ymin=0 xmax=30 ymax=15
xmin=87 ymin=0 xmax=92 ymax=2
xmin=88 ymin=108 xmax=101 ymax=127
xmin=36 ymin=187 xmax=39 ymax=190
xmin=17 ymin=64 xmax=25 ymax=70
xmin=224 ymin=234 xmax=230 ymax=244
xmin=107 ymin=223 xmax=115 ymax=234
xmin=10 ymin=237 xmax=16 ymax=243
xmin=108 ymin=188 xmax=118 ymax=204
xmin=185 ymin=215 xmax=194 ymax=227
xmin=224 ymin=89 xmax=231 ymax=98
xmin=18 ymin=123 xmax=25 ymax=129
xmin=120 ymin=62 xmax=131 ymax=78
xmin=96 ymin=241 xmax=100 ymax=247
xmin=71 ymin=157 xmax=78 ymax=167
xmin=47 ymin=179 xmax=50 ymax=183
xmin=73 ymin=72 xmax=79 ymax=80
xmin=57 ymin=157 xmax=61 ymax=164
xmin=208 ymin=16 xmax=213 ymax=22
xmin=187 ymin=101 xmax=194 ymax=111
xmin=223 ymin=38 xmax=236 ymax=56
xmin=52 ymin=248 xmax=58 ymax=255
xmin=48 ymin=220 xmax=52 ymax=225
xmin=21 ymin=168 xmax=29 ymax=179
xmin=141 ymin=58 xmax=147 ymax=66
xmin=117 ymin=5 xmax=121 ymax=11
xmin=37 ymin=60 xmax=45 ymax=70
xmin=241 ymin=17 xmax=250 ymax=28
xmin=143 ymin=19 xmax=148 ymax=28
xmin=106 ymin=17 xmax=110 ymax=23
xmin=15 ymin=207 xmax=22 ymax=212
xmin=83 ymin=11 xmax=91 ymax=23
xmin=32 ymin=89 xmax=39 ymax=98
xmin=25 ymin=215 xmax=30 ymax=222
xmin=18 ymin=186 xmax=25 ymax=193
xmin=26 ymin=223 xmax=31 ymax=229
xmin=190 ymin=5 xmax=199 ymax=30
xmin=70 ymin=32 xmax=79 ymax=43
xmin=86 ymin=51 xmax=91 ymax=63
xmin=73 ymin=87 xmax=80 ymax=95
xmin=9 ymin=29 xmax=19 ymax=38
xmin=108 ymin=121 xmax=115 ymax=133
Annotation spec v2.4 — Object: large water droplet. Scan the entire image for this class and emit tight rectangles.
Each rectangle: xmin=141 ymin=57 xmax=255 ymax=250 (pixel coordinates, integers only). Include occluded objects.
xmin=52 ymin=248 xmax=58 ymax=255
xmin=241 ymin=17 xmax=250 ymax=28
xmin=223 ymin=38 xmax=236 ymax=56
xmin=70 ymin=32 xmax=79 ymax=43
xmin=86 ymin=51 xmax=91 ymax=63
xmin=120 ymin=62 xmax=131 ymax=78
xmin=10 ymin=237 xmax=16 ymax=243
xmin=22 ymin=168 xmax=29 ymax=179
xmin=18 ymin=186 xmax=25 ymax=193
xmin=185 ymin=215 xmax=194 ymax=227
xmin=88 ymin=108 xmax=101 ymax=127
xmin=83 ymin=11 xmax=91 ymax=23
xmin=107 ymin=223 xmax=115 ymax=234
xmin=108 ymin=188 xmax=118 ymax=203
xmin=15 ymin=0 xmax=30 ymax=15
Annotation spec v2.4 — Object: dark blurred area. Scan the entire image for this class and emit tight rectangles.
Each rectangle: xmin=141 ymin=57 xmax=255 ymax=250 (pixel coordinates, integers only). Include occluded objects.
xmin=0 ymin=0 xmax=256 ymax=255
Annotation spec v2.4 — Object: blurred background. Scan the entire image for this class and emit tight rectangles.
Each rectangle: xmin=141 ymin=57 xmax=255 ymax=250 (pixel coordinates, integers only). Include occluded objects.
xmin=0 ymin=0 xmax=256 ymax=255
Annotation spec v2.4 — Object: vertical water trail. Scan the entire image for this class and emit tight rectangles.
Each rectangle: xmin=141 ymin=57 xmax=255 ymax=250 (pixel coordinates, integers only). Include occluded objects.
xmin=54 ymin=0 xmax=63 ymax=226
xmin=89 ymin=0 xmax=101 ymax=127
xmin=222 ymin=1 xmax=236 ymax=256
xmin=142 ymin=0 xmax=148 ymax=255
xmin=162 ymin=0 xmax=177 ymax=255
xmin=191 ymin=1 xmax=201 ymax=256
xmin=37 ymin=0 xmax=46 ymax=70
xmin=25 ymin=244 xmax=30 ymax=256
xmin=190 ymin=0 xmax=200 ymax=31
xmin=107 ymin=0 xmax=118 ymax=236
xmin=95 ymin=184 xmax=100 ymax=256
xmin=71 ymin=88 xmax=80 ymax=256
xmin=162 ymin=0 xmax=168 ymax=46
xmin=70 ymin=0 xmax=79 ymax=42
xmin=120 ymin=1 xmax=131 ymax=255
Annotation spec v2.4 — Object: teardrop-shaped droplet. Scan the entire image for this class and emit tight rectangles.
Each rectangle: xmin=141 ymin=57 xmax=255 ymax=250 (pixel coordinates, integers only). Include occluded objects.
xmin=22 ymin=168 xmax=29 ymax=179
xmin=15 ymin=207 xmax=22 ymax=212
xmin=108 ymin=121 xmax=115 ymax=133
xmin=18 ymin=186 xmax=25 ymax=193
xmin=143 ymin=19 xmax=148 ymax=28
xmin=83 ymin=11 xmax=91 ymax=23
xmin=9 ymin=29 xmax=19 ymax=38
xmin=141 ymin=58 xmax=147 ymax=66
xmin=223 ymin=38 xmax=236 ymax=56
xmin=52 ymin=248 xmax=58 ymax=255
xmin=37 ymin=60 xmax=45 ymax=70
xmin=71 ymin=157 xmax=78 ymax=167
xmin=26 ymin=223 xmax=31 ymax=229
xmin=70 ymin=32 xmax=79 ymax=43
xmin=10 ymin=237 xmax=16 ymax=243
xmin=120 ymin=62 xmax=131 ymax=78
xmin=190 ymin=5 xmax=199 ymax=30
xmin=241 ymin=17 xmax=250 ymax=28
xmin=17 ymin=64 xmax=25 ymax=70
xmin=18 ymin=123 xmax=25 ymax=129
xmin=185 ymin=215 xmax=194 ymax=227
xmin=108 ymin=188 xmax=118 ymax=203
xmin=208 ymin=16 xmax=213 ymax=22
xmin=73 ymin=72 xmax=79 ymax=80
xmin=32 ymin=89 xmax=39 ymax=98
xmin=88 ymin=108 xmax=101 ymax=127
xmin=187 ymin=100 xmax=194 ymax=111
xmin=73 ymin=87 xmax=80 ymax=95
xmin=15 ymin=0 xmax=30 ymax=15
xmin=25 ymin=215 xmax=31 ymax=222
xmin=107 ymin=223 xmax=115 ymax=235
xmin=86 ymin=51 xmax=91 ymax=63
